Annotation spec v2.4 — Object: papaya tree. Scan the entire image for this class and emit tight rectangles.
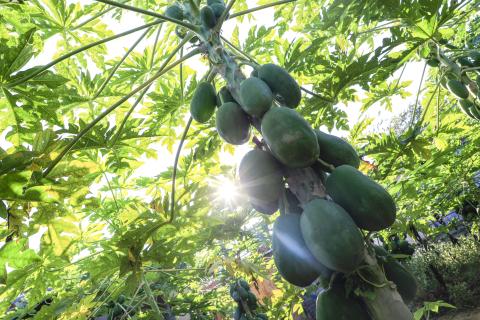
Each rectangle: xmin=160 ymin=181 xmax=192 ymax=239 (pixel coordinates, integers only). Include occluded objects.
xmin=0 ymin=0 xmax=479 ymax=320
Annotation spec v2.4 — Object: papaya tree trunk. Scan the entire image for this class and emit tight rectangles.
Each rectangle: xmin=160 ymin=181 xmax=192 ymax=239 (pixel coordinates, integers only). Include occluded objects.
xmin=197 ymin=17 xmax=413 ymax=320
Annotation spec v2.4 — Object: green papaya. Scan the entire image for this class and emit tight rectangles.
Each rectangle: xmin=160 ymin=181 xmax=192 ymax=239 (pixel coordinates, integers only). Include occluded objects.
xmin=258 ymin=64 xmax=302 ymax=108
xmin=207 ymin=0 xmax=224 ymax=4
xmin=190 ymin=82 xmax=217 ymax=123
xmin=216 ymin=102 xmax=250 ymax=145
xmin=251 ymin=69 xmax=259 ymax=78
xmin=201 ymin=6 xmax=217 ymax=28
xmin=316 ymin=282 xmax=371 ymax=320
xmin=165 ymin=4 xmax=184 ymax=20
xmin=300 ymin=199 xmax=364 ymax=273
xmin=426 ymin=58 xmax=440 ymax=67
xmin=251 ymin=198 xmax=278 ymax=215
xmin=326 ymin=165 xmax=396 ymax=231
xmin=239 ymin=149 xmax=283 ymax=213
xmin=447 ymin=79 xmax=469 ymax=99
xmin=469 ymin=51 xmax=480 ymax=66
xmin=458 ymin=99 xmax=476 ymax=118
xmin=261 ymin=107 xmax=319 ymax=168
xmin=217 ymin=86 xmax=236 ymax=106
xmin=238 ymin=279 xmax=249 ymax=290
xmin=315 ymin=130 xmax=360 ymax=168
xmin=210 ymin=3 xmax=227 ymax=18
xmin=237 ymin=286 xmax=249 ymax=299
xmin=374 ymin=246 xmax=417 ymax=303
xmin=273 ymin=214 xmax=332 ymax=287
xmin=278 ymin=188 xmax=302 ymax=215
xmin=240 ymin=77 xmax=273 ymax=117
xmin=457 ymin=57 xmax=474 ymax=68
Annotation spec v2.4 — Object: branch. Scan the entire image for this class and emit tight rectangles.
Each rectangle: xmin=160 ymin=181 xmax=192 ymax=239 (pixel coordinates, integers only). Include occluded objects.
xmin=92 ymin=26 xmax=151 ymax=100
xmin=228 ymin=0 xmax=296 ymax=19
xmin=7 ymin=20 xmax=162 ymax=87
xmin=94 ymin=0 xmax=199 ymax=31
xmin=169 ymin=117 xmax=193 ymax=223
xmin=42 ymin=48 xmax=201 ymax=178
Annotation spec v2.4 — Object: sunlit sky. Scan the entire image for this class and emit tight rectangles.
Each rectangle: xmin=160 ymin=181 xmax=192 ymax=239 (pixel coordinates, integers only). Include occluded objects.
xmin=3 ymin=0 xmax=426 ymax=218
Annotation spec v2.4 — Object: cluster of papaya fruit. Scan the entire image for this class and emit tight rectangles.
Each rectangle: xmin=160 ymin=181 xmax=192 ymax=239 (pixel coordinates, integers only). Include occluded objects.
xmin=165 ymin=0 xmax=227 ymax=42
xmin=230 ymin=279 xmax=267 ymax=320
xmin=429 ymin=50 xmax=480 ymax=120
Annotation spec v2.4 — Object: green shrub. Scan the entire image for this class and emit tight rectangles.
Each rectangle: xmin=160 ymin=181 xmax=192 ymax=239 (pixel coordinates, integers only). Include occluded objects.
xmin=406 ymin=236 xmax=480 ymax=309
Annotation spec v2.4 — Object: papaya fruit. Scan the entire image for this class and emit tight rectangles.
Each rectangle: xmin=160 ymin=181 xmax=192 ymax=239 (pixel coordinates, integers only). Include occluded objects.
xmin=426 ymin=58 xmax=440 ymax=67
xmin=251 ymin=198 xmax=278 ymax=215
xmin=374 ymin=246 xmax=417 ymax=303
xmin=316 ymin=281 xmax=371 ymax=320
xmin=165 ymin=4 xmax=184 ymax=20
xmin=216 ymin=102 xmax=250 ymax=145
xmin=447 ymin=79 xmax=469 ymax=99
xmin=239 ymin=149 xmax=283 ymax=213
xmin=251 ymin=69 xmax=259 ymax=78
xmin=314 ymin=130 xmax=360 ymax=168
xmin=190 ymin=82 xmax=217 ymax=123
xmin=207 ymin=0 xmax=224 ymax=4
xmin=457 ymin=57 xmax=474 ymax=68
xmin=278 ymin=188 xmax=302 ymax=215
xmin=300 ymin=199 xmax=364 ymax=273
xmin=458 ymin=99 xmax=476 ymax=118
xmin=210 ymin=3 xmax=227 ymax=18
xmin=201 ymin=6 xmax=217 ymax=28
xmin=261 ymin=107 xmax=319 ymax=168
xmin=273 ymin=214 xmax=332 ymax=287
xmin=240 ymin=77 xmax=273 ymax=117
xmin=326 ymin=165 xmax=396 ymax=231
xmin=217 ymin=86 xmax=236 ymax=106
xmin=258 ymin=64 xmax=302 ymax=108
xmin=469 ymin=51 xmax=480 ymax=66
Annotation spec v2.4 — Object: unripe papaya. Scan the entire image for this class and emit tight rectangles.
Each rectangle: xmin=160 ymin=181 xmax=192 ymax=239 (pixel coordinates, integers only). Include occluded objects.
xmin=469 ymin=51 xmax=480 ymax=66
xmin=239 ymin=149 xmax=283 ymax=214
xmin=207 ymin=0 xmax=224 ymax=4
xmin=190 ymin=82 xmax=217 ymax=123
xmin=458 ymin=99 xmax=476 ymax=118
xmin=326 ymin=165 xmax=396 ymax=231
xmin=201 ymin=6 xmax=217 ymax=28
xmin=314 ymin=130 xmax=360 ymax=168
xmin=273 ymin=214 xmax=332 ymax=287
xmin=261 ymin=107 xmax=319 ymax=168
xmin=316 ymin=283 xmax=370 ymax=320
xmin=165 ymin=4 xmax=184 ymax=20
xmin=258 ymin=64 xmax=302 ymax=108
xmin=217 ymin=86 xmax=236 ymax=106
xmin=240 ymin=77 xmax=273 ymax=117
xmin=210 ymin=3 xmax=227 ymax=18
xmin=374 ymin=246 xmax=417 ymax=303
xmin=300 ymin=199 xmax=364 ymax=273
xmin=216 ymin=102 xmax=250 ymax=145
xmin=457 ymin=56 xmax=473 ymax=68
xmin=447 ymin=79 xmax=469 ymax=99
xmin=250 ymin=69 xmax=259 ymax=78
xmin=426 ymin=58 xmax=440 ymax=67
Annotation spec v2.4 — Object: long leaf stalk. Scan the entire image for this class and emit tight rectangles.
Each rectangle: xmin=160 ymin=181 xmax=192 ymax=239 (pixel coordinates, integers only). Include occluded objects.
xmin=109 ymin=31 xmax=193 ymax=147
xmin=94 ymin=0 xmax=199 ymax=31
xmin=72 ymin=0 xmax=130 ymax=30
xmin=214 ymin=0 xmax=237 ymax=32
xmin=169 ymin=116 xmax=193 ymax=223
xmin=92 ymin=27 xmax=152 ymax=100
xmin=43 ymin=48 xmax=201 ymax=178
xmin=7 ymin=20 xmax=162 ymax=87
xmin=228 ymin=0 xmax=296 ymax=19
xmin=142 ymin=274 xmax=165 ymax=320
